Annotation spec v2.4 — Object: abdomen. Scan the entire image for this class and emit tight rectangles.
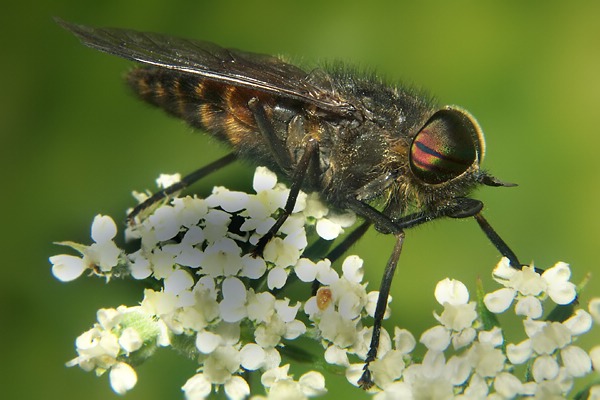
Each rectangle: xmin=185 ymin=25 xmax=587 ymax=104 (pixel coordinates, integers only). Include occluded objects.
xmin=128 ymin=67 xmax=287 ymax=166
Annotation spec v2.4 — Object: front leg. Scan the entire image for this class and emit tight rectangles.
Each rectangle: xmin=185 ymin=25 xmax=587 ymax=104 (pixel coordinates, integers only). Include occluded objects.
xmin=247 ymin=98 xmax=320 ymax=256
xmin=253 ymin=138 xmax=319 ymax=255
xmin=345 ymin=196 xmax=524 ymax=389
xmin=345 ymin=196 xmax=483 ymax=234
xmin=357 ymin=231 xmax=405 ymax=389
xmin=247 ymin=97 xmax=293 ymax=171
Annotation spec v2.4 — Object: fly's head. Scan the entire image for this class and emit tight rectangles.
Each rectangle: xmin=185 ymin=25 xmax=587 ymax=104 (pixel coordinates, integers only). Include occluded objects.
xmin=386 ymin=106 xmax=514 ymax=215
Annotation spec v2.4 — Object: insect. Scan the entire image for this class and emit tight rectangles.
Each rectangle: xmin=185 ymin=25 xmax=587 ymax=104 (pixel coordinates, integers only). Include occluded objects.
xmin=58 ymin=19 xmax=524 ymax=389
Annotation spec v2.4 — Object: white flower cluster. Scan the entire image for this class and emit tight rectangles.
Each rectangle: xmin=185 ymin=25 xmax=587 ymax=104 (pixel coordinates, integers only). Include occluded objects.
xmin=50 ymin=167 xmax=600 ymax=399
xmin=50 ymin=214 xmax=123 ymax=282
xmin=64 ymin=306 xmax=168 ymax=394
xmin=51 ymin=167 xmax=353 ymax=399
xmin=366 ymin=273 xmax=599 ymax=399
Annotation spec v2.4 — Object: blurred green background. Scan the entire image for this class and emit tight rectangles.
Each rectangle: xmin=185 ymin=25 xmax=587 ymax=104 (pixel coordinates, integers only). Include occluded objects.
xmin=2 ymin=0 xmax=599 ymax=398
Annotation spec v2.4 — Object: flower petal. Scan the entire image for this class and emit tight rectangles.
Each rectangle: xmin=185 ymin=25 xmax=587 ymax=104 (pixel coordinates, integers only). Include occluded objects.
xmin=532 ymin=354 xmax=559 ymax=382
xmin=240 ymin=255 xmax=266 ymax=279
xmin=341 ymin=255 xmax=364 ymax=283
xmin=148 ymin=206 xmax=181 ymax=241
xmin=91 ymin=214 xmax=117 ymax=243
xmin=298 ymin=371 xmax=327 ymax=397
xmin=218 ymin=376 xmax=247 ymax=400
xmin=205 ymin=187 xmax=249 ymax=212
xmin=155 ymin=173 xmax=181 ymax=188
xmin=530 ymin=322 xmax=571 ymax=355
xmin=420 ymin=325 xmax=451 ymax=351
xmin=478 ymin=327 xmax=503 ymax=347
xmin=483 ymin=288 xmax=515 ymax=313
xmin=324 ymin=345 xmax=349 ymax=366
xmin=316 ymin=218 xmax=343 ymax=240
xmin=224 ymin=376 xmax=250 ymax=400
xmin=109 ymin=362 xmax=137 ymax=395
xmin=506 ymin=340 xmax=532 ymax=365
xmin=267 ymin=267 xmax=288 ymax=290
xmin=547 ymin=281 xmax=577 ymax=305
xmin=541 ymin=261 xmax=571 ymax=283
xmin=561 ymin=345 xmax=592 ymax=377
xmin=590 ymin=346 xmax=600 ymax=372
xmin=119 ymin=327 xmax=143 ymax=353
xmin=435 ymin=278 xmax=469 ymax=306
xmin=515 ymin=296 xmax=543 ymax=319
xmin=253 ymin=166 xmax=278 ymax=192
xmin=164 ymin=269 xmax=194 ymax=295
xmin=394 ymin=328 xmax=416 ymax=355
xmin=240 ymin=343 xmax=265 ymax=370
xmin=492 ymin=257 xmax=517 ymax=280
xmin=563 ymin=309 xmax=593 ymax=336
xmin=196 ymin=330 xmax=221 ymax=354
xmin=50 ymin=254 xmax=86 ymax=282
xmin=182 ymin=373 xmax=212 ymax=399
xmin=589 ymin=298 xmax=600 ymax=324
xmin=294 ymin=258 xmax=317 ymax=282
xmin=494 ymin=372 xmax=524 ymax=398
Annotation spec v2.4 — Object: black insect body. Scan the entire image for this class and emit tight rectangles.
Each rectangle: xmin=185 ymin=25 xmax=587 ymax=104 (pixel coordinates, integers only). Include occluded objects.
xmin=58 ymin=19 xmax=523 ymax=389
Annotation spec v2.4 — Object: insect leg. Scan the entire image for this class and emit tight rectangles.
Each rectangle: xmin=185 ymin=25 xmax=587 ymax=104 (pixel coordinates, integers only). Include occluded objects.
xmin=253 ymin=138 xmax=320 ymax=256
xmin=127 ymin=152 xmax=237 ymax=222
xmin=344 ymin=198 xmax=403 ymax=234
xmin=346 ymin=196 xmax=527 ymax=389
xmin=326 ymin=221 xmax=371 ymax=264
xmin=347 ymin=196 xmax=485 ymax=233
xmin=306 ymin=221 xmax=372 ymax=295
xmin=343 ymin=198 xmax=407 ymax=389
xmin=473 ymin=213 xmax=524 ymax=270
xmin=248 ymin=97 xmax=319 ymax=255
xmin=475 ymin=211 xmax=574 ymax=303
xmin=247 ymin=97 xmax=293 ymax=171
xmin=358 ymin=231 xmax=405 ymax=390
xmin=246 ymin=97 xmax=320 ymax=255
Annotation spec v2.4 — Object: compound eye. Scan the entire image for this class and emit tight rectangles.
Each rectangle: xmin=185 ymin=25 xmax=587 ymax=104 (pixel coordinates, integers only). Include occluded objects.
xmin=409 ymin=108 xmax=481 ymax=184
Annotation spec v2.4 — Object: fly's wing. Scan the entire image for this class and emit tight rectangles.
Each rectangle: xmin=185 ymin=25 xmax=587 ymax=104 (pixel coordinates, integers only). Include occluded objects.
xmin=57 ymin=19 xmax=356 ymax=117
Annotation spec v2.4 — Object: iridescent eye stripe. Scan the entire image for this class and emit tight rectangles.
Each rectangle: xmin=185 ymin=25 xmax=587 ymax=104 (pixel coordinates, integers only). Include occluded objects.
xmin=412 ymin=139 xmax=471 ymax=173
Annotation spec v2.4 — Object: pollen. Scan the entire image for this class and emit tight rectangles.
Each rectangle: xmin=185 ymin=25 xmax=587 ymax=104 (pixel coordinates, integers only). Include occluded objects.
xmin=316 ymin=287 xmax=333 ymax=311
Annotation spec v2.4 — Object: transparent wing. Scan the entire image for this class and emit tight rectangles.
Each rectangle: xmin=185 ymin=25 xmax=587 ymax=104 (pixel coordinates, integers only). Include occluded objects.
xmin=57 ymin=19 xmax=356 ymax=117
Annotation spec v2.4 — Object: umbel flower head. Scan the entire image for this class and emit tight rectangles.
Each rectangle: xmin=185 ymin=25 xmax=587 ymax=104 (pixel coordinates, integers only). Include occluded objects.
xmin=50 ymin=167 xmax=600 ymax=399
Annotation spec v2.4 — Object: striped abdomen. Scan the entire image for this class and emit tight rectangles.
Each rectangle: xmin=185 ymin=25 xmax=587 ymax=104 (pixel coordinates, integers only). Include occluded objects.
xmin=127 ymin=67 xmax=276 ymax=147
